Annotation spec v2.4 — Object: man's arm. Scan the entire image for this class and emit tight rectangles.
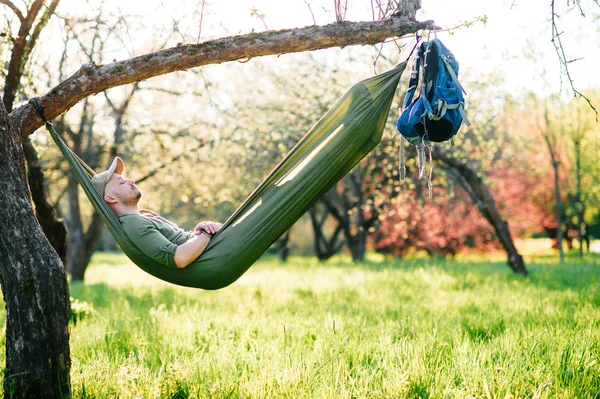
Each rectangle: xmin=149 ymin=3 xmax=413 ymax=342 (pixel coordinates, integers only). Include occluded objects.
xmin=173 ymin=232 xmax=211 ymax=269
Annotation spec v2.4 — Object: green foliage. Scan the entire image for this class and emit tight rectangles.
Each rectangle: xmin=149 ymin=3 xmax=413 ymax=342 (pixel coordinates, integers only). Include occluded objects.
xmin=9 ymin=250 xmax=598 ymax=398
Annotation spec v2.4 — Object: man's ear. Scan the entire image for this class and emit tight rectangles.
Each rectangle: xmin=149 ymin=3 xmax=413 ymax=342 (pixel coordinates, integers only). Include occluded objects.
xmin=104 ymin=193 xmax=117 ymax=204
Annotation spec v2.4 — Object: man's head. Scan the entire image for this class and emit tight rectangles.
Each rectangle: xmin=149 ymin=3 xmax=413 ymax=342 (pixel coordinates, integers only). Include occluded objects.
xmin=91 ymin=157 xmax=141 ymax=211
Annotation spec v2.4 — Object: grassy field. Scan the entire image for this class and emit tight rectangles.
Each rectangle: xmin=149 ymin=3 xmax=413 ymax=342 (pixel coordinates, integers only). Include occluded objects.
xmin=59 ymin=249 xmax=600 ymax=399
xmin=4 ymin=248 xmax=600 ymax=398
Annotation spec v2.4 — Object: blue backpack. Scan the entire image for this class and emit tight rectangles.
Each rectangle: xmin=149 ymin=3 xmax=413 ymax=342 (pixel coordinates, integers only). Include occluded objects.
xmin=396 ymin=38 xmax=470 ymax=192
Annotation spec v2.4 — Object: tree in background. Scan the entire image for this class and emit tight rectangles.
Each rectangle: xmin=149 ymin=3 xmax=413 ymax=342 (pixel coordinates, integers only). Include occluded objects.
xmin=540 ymin=98 xmax=567 ymax=262
xmin=319 ymin=134 xmax=401 ymax=262
xmin=371 ymin=71 xmax=530 ymax=272
xmin=563 ymin=92 xmax=600 ymax=255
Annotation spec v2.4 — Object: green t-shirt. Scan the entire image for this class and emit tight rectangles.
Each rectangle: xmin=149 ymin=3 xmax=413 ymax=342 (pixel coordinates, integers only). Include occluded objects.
xmin=118 ymin=211 xmax=194 ymax=268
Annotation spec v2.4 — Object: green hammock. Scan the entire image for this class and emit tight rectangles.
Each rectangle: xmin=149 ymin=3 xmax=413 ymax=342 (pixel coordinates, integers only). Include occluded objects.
xmin=45 ymin=63 xmax=406 ymax=289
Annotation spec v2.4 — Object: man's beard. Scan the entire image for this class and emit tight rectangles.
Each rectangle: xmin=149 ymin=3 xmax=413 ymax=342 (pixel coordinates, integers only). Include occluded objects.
xmin=116 ymin=189 xmax=142 ymax=206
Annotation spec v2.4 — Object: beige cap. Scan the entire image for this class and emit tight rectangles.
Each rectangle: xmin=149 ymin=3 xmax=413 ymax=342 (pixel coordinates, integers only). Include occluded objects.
xmin=91 ymin=157 xmax=125 ymax=196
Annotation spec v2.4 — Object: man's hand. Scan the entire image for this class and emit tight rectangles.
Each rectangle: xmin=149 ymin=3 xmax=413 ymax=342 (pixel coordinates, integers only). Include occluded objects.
xmin=194 ymin=221 xmax=223 ymax=236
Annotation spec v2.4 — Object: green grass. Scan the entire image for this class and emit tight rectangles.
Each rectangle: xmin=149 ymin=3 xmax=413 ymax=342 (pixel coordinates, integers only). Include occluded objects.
xmin=7 ymin=251 xmax=600 ymax=398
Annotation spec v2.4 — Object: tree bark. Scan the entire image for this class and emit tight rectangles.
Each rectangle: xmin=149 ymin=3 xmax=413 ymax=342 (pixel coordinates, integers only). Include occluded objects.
xmin=12 ymin=12 xmax=430 ymax=136
xmin=0 ymin=99 xmax=70 ymax=398
xmin=435 ymin=148 xmax=528 ymax=275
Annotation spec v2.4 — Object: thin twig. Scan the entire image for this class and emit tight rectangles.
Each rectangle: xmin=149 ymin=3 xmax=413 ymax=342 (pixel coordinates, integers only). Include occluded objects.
xmin=0 ymin=0 xmax=24 ymax=22
xmin=373 ymin=42 xmax=385 ymax=75
xmin=573 ymin=0 xmax=585 ymax=16
xmin=135 ymin=139 xmax=211 ymax=184
xmin=303 ymin=0 xmax=316 ymax=25
xmin=196 ymin=0 xmax=206 ymax=44
xmin=370 ymin=0 xmax=375 ymax=20
xmin=250 ymin=7 xmax=268 ymax=30
xmin=433 ymin=15 xmax=487 ymax=34
xmin=550 ymin=0 xmax=598 ymax=120
xmin=27 ymin=0 xmax=59 ymax=56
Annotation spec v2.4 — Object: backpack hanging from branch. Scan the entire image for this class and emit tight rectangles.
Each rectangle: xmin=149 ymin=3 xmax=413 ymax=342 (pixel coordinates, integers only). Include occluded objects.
xmin=396 ymin=36 xmax=471 ymax=196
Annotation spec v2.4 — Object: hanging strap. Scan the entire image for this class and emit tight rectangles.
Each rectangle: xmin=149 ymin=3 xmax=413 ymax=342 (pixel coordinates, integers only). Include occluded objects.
xmin=417 ymin=140 xmax=426 ymax=179
xmin=397 ymin=35 xmax=423 ymax=182
xmin=399 ymin=135 xmax=406 ymax=181
xmin=427 ymin=144 xmax=434 ymax=198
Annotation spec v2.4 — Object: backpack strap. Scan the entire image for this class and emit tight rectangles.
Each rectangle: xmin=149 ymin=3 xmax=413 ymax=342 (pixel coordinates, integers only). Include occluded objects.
xmin=441 ymin=54 xmax=466 ymax=94
xmin=419 ymin=42 xmax=434 ymax=119
xmin=401 ymin=42 xmax=423 ymax=110
xmin=440 ymin=54 xmax=471 ymax=127
xmin=399 ymin=135 xmax=406 ymax=181
xmin=427 ymin=144 xmax=434 ymax=198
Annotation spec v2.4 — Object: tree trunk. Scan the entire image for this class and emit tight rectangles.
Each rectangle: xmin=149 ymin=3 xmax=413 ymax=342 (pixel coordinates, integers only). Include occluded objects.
xmin=65 ymin=167 xmax=83 ymax=272
xmin=436 ymin=148 xmax=528 ymax=275
xmin=540 ymin=109 xmax=564 ymax=262
xmin=347 ymin=230 xmax=367 ymax=262
xmin=309 ymin=198 xmax=345 ymax=260
xmin=320 ymin=176 xmax=371 ymax=263
xmin=276 ymin=230 xmax=291 ymax=262
xmin=551 ymin=159 xmax=564 ymax=262
xmin=574 ymin=137 xmax=583 ymax=258
xmin=21 ymin=138 xmax=67 ymax=262
xmin=0 ymin=101 xmax=71 ymax=398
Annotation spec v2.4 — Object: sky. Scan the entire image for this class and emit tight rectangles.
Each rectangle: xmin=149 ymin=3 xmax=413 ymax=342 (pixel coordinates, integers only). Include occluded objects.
xmin=417 ymin=0 xmax=600 ymax=96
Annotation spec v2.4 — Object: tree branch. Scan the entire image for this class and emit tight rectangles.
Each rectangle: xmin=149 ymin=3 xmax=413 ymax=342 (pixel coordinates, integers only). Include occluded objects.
xmin=27 ymin=0 xmax=60 ymax=56
xmin=0 ymin=0 xmax=25 ymax=23
xmin=13 ymin=14 xmax=431 ymax=136
xmin=2 ymin=0 xmax=46 ymax=111
xmin=550 ymin=0 xmax=598 ymax=120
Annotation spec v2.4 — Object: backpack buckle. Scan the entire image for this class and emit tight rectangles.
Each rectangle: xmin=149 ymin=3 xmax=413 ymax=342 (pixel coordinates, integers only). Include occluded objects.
xmin=431 ymin=99 xmax=447 ymax=120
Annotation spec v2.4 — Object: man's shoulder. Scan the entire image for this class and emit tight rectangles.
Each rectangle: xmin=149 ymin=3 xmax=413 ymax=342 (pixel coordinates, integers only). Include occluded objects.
xmin=118 ymin=209 xmax=159 ymax=221
xmin=118 ymin=213 xmax=155 ymax=230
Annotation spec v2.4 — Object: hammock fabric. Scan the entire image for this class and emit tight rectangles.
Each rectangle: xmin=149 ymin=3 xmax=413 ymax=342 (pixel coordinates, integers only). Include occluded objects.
xmin=45 ymin=63 xmax=406 ymax=289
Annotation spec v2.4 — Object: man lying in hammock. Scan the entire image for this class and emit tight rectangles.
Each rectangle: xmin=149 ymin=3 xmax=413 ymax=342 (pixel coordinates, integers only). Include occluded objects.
xmin=91 ymin=157 xmax=222 ymax=269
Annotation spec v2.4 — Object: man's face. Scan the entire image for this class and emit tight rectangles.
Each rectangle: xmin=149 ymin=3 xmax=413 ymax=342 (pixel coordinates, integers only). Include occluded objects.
xmin=104 ymin=173 xmax=142 ymax=205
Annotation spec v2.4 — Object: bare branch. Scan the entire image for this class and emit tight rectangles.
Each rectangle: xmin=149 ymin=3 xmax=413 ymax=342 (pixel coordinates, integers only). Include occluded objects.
xmin=250 ymin=7 xmax=268 ymax=30
xmin=2 ymin=0 xmax=46 ymax=111
xmin=196 ymin=0 xmax=206 ymax=44
xmin=0 ymin=0 xmax=25 ymax=22
xmin=334 ymin=0 xmax=349 ymax=22
xmin=135 ymin=139 xmax=211 ymax=184
xmin=303 ymin=0 xmax=316 ymax=25
xmin=13 ymin=14 xmax=431 ymax=136
xmin=27 ymin=0 xmax=59 ymax=54
xmin=550 ymin=0 xmax=598 ymax=120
